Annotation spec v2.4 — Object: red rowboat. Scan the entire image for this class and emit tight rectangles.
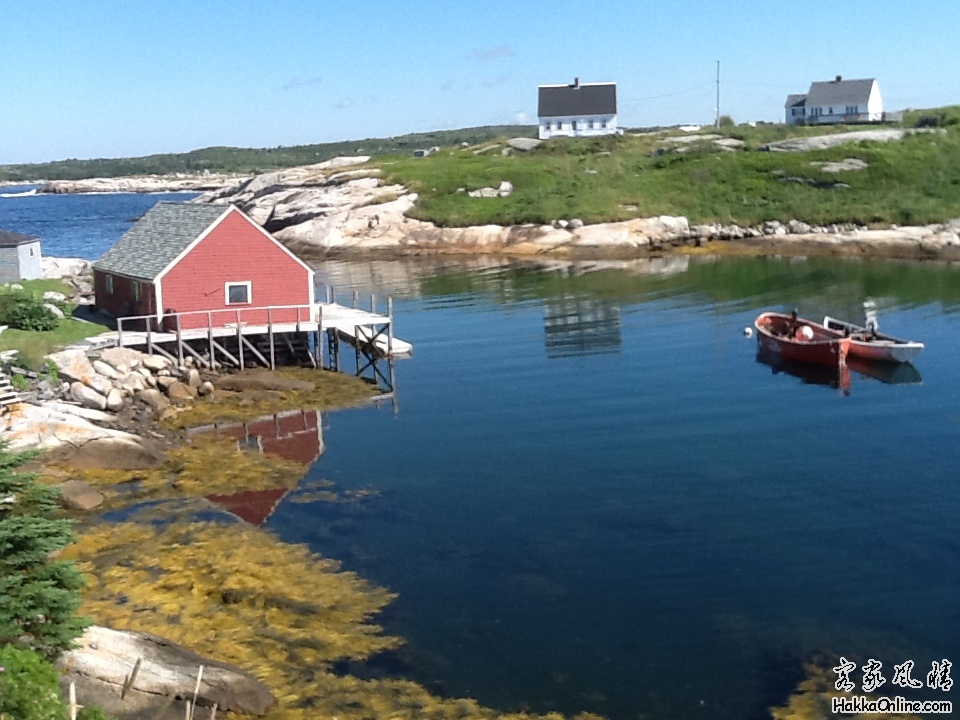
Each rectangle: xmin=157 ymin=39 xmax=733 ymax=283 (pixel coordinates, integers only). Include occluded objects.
xmin=754 ymin=311 xmax=851 ymax=367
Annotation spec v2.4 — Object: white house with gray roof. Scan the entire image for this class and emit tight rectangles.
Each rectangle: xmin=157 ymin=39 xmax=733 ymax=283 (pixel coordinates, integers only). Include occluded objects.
xmin=538 ymin=78 xmax=619 ymax=140
xmin=785 ymin=76 xmax=883 ymax=126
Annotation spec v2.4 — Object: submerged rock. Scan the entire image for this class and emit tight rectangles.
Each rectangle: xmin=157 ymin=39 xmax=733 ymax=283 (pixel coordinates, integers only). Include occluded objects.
xmin=58 ymin=479 xmax=105 ymax=511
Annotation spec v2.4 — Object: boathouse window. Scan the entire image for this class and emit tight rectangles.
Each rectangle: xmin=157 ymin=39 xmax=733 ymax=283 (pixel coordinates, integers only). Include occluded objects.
xmin=133 ymin=282 xmax=141 ymax=302
xmin=225 ymin=281 xmax=252 ymax=305
xmin=105 ymin=274 xmax=114 ymax=294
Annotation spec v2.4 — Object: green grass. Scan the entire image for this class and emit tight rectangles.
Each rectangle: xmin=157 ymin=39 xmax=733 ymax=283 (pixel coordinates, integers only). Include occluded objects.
xmin=0 ymin=280 xmax=109 ymax=367
xmin=377 ymin=111 xmax=960 ymax=228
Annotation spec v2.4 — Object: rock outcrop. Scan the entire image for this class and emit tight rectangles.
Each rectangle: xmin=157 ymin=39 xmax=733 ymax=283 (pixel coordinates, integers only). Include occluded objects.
xmin=59 ymin=625 xmax=275 ymax=718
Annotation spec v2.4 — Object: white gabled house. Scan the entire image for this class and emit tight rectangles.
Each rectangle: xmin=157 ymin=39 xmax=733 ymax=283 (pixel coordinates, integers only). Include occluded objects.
xmin=538 ymin=78 xmax=619 ymax=140
xmin=785 ymin=76 xmax=883 ymax=126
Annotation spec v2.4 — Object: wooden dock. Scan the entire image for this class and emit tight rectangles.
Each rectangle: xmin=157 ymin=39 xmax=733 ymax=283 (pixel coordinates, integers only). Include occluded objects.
xmin=89 ymin=288 xmax=411 ymax=395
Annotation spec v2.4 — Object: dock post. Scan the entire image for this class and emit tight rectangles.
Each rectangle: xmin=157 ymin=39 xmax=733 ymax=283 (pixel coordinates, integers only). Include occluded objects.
xmin=146 ymin=321 xmax=153 ymax=356
xmin=370 ymin=293 xmax=376 ymax=314
xmin=387 ymin=297 xmax=394 ymax=356
xmin=207 ymin=312 xmax=215 ymax=369
xmin=352 ymin=290 xmax=359 ymax=308
xmin=267 ymin=308 xmax=275 ymax=370
xmin=175 ymin=315 xmax=184 ymax=365
xmin=354 ymin=325 xmax=361 ymax=376
xmin=117 ymin=319 xmax=123 ymax=349
xmin=330 ymin=285 xmax=336 ymax=305
xmin=236 ymin=310 xmax=244 ymax=371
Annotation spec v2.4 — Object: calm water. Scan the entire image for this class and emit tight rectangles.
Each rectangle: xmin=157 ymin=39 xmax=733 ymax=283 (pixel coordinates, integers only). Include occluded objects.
xmin=7 ymin=194 xmax=960 ymax=719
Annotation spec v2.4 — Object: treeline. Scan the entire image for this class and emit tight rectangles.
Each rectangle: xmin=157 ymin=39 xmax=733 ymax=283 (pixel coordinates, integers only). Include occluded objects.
xmin=0 ymin=125 xmax=538 ymax=182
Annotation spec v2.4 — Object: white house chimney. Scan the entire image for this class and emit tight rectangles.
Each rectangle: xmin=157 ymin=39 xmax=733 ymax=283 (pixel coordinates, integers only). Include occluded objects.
xmin=835 ymin=74 xmax=842 ymax=82
xmin=573 ymin=76 xmax=580 ymax=88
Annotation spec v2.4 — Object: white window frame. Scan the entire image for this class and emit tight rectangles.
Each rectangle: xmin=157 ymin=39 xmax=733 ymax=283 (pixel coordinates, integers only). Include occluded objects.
xmin=225 ymin=281 xmax=252 ymax=305
xmin=105 ymin=274 xmax=114 ymax=294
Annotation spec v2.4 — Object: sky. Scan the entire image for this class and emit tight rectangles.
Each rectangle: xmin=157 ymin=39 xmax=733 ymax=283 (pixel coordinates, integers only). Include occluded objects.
xmin=3 ymin=0 xmax=960 ymax=165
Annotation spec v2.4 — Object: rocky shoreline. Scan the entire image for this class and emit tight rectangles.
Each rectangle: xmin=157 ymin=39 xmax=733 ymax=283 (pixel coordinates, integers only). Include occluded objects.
xmin=17 ymin=160 xmax=960 ymax=260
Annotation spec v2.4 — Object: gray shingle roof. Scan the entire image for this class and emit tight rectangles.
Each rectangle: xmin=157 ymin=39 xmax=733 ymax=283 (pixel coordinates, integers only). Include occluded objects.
xmin=785 ymin=93 xmax=807 ymax=108
xmin=805 ymin=78 xmax=875 ymax=107
xmin=93 ymin=202 xmax=230 ymax=281
xmin=538 ymin=82 xmax=617 ymax=118
xmin=0 ymin=229 xmax=38 ymax=248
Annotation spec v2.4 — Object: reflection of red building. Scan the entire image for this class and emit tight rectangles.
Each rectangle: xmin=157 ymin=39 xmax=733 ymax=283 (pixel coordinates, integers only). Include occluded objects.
xmin=202 ymin=409 xmax=324 ymax=526
xmin=213 ymin=409 xmax=324 ymax=465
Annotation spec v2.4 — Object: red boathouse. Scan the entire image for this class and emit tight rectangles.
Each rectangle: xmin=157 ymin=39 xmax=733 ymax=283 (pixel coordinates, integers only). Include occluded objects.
xmin=93 ymin=202 xmax=315 ymax=330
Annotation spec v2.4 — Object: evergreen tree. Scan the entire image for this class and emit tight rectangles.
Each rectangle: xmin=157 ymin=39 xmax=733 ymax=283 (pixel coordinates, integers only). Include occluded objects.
xmin=0 ymin=446 xmax=88 ymax=657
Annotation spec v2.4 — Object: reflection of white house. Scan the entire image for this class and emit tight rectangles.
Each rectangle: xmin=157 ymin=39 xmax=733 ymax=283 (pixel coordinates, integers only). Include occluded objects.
xmin=785 ymin=76 xmax=883 ymax=125
xmin=538 ymin=78 xmax=619 ymax=140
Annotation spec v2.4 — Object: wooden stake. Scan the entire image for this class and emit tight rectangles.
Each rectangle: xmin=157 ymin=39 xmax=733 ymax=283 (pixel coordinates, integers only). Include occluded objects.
xmin=121 ymin=656 xmax=143 ymax=699
xmin=69 ymin=681 xmax=77 ymax=720
xmin=189 ymin=664 xmax=205 ymax=720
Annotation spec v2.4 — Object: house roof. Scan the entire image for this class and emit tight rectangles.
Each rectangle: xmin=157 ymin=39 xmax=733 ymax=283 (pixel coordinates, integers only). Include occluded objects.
xmin=805 ymin=78 xmax=875 ymax=107
xmin=538 ymin=82 xmax=617 ymax=118
xmin=92 ymin=202 xmax=229 ymax=281
xmin=785 ymin=93 xmax=807 ymax=109
xmin=0 ymin=229 xmax=39 ymax=248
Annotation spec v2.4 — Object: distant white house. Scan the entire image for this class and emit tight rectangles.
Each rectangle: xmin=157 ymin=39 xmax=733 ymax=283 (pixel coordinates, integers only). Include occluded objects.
xmin=785 ymin=76 xmax=883 ymax=125
xmin=538 ymin=78 xmax=619 ymax=140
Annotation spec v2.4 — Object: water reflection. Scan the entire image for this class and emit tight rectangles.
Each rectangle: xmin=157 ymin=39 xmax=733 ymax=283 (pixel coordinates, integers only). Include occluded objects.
xmin=756 ymin=348 xmax=923 ymax=391
xmin=544 ymin=296 xmax=622 ymax=358
xmin=198 ymin=409 xmax=324 ymax=525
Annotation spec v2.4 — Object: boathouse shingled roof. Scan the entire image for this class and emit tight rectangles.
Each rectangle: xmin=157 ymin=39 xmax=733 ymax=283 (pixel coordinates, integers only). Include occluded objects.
xmin=805 ymin=78 xmax=875 ymax=107
xmin=93 ymin=202 xmax=230 ymax=281
xmin=0 ymin=229 xmax=39 ymax=247
xmin=538 ymin=82 xmax=617 ymax=118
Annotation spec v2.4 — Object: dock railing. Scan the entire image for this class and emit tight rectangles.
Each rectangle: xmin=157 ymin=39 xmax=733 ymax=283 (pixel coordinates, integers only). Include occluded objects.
xmin=115 ymin=304 xmax=320 ymax=370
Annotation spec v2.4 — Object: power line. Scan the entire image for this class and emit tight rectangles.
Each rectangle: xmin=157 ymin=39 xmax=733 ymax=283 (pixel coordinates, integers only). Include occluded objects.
xmin=620 ymin=82 xmax=714 ymax=104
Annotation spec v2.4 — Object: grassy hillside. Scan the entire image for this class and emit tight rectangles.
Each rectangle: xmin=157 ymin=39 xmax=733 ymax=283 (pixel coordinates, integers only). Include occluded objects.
xmin=377 ymin=110 xmax=960 ymax=228
xmin=0 ymin=125 xmax=538 ymax=182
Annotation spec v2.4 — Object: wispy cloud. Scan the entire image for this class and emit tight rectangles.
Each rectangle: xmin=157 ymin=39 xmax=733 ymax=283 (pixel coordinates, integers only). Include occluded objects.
xmin=483 ymin=74 xmax=511 ymax=89
xmin=332 ymin=98 xmax=355 ymax=110
xmin=468 ymin=45 xmax=515 ymax=61
xmin=515 ymin=111 xmax=528 ymax=123
xmin=282 ymin=75 xmax=323 ymax=91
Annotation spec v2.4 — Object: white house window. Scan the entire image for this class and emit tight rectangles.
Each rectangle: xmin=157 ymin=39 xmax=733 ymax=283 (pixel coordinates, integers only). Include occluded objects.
xmin=105 ymin=274 xmax=114 ymax=294
xmin=572 ymin=120 xmax=578 ymax=131
xmin=29 ymin=248 xmax=34 ymax=257
xmin=601 ymin=119 xmax=607 ymax=128
xmin=225 ymin=281 xmax=252 ymax=305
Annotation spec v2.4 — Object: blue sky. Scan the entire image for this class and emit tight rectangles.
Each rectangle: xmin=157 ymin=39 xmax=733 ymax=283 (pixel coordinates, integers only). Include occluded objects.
xmin=3 ymin=0 xmax=959 ymax=164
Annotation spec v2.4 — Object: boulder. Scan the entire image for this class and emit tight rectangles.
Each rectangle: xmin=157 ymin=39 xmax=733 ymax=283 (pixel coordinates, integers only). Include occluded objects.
xmin=43 ymin=303 xmax=65 ymax=319
xmin=48 ymin=349 xmax=98 ymax=385
xmin=141 ymin=355 xmax=169 ymax=372
xmin=99 ymin=346 xmax=144 ymax=372
xmin=92 ymin=360 xmax=119 ymax=379
xmin=58 ymin=480 xmax=104 ymax=511
xmin=139 ymin=389 xmax=171 ymax=414
xmin=167 ymin=382 xmax=197 ymax=404
xmin=186 ymin=368 xmax=202 ymax=388
xmin=119 ymin=373 xmax=146 ymax=393
xmin=498 ymin=181 xmax=514 ymax=197
xmin=71 ymin=382 xmax=107 ymax=411
xmin=198 ymin=381 xmax=215 ymax=396
xmin=105 ymin=389 xmax=125 ymax=412
xmin=507 ymin=137 xmax=542 ymax=152
xmin=45 ymin=437 xmax=167 ymax=471
xmin=58 ymin=625 xmax=275 ymax=717
xmin=156 ymin=376 xmax=178 ymax=390
xmin=86 ymin=374 xmax=113 ymax=397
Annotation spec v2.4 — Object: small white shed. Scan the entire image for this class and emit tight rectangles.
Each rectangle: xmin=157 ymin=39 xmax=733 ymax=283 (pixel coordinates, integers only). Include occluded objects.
xmin=0 ymin=230 xmax=42 ymax=283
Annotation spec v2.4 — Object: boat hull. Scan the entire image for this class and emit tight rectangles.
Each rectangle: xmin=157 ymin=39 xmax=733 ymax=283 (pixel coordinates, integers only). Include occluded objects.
xmin=822 ymin=316 xmax=924 ymax=363
xmin=755 ymin=312 xmax=851 ymax=367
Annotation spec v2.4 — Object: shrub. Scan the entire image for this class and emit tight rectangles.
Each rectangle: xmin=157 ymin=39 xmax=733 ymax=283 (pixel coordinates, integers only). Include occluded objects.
xmin=718 ymin=115 xmax=735 ymax=128
xmin=0 ymin=645 xmax=67 ymax=720
xmin=0 ymin=295 xmax=60 ymax=332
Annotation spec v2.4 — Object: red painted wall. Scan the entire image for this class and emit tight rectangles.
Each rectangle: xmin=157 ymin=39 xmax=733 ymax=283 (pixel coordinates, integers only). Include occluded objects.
xmin=93 ymin=271 xmax=156 ymax=325
xmin=160 ymin=210 xmax=313 ymax=330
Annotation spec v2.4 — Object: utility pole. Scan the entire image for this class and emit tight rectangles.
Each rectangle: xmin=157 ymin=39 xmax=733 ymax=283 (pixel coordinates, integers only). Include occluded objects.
xmin=715 ymin=60 xmax=721 ymax=127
